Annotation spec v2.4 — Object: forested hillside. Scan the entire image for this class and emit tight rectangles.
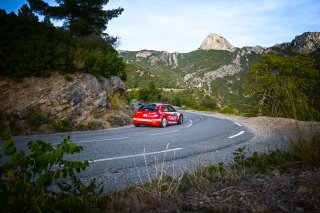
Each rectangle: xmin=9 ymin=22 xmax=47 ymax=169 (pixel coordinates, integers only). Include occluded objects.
xmin=0 ymin=2 xmax=125 ymax=80
xmin=121 ymin=33 xmax=320 ymax=120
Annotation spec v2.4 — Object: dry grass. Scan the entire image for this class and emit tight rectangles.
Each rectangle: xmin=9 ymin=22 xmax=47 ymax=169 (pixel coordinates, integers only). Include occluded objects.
xmin=100 ymin=113 xmax=320 ymax=212
xmin=289 ymin=131 xmax=320 ymax=167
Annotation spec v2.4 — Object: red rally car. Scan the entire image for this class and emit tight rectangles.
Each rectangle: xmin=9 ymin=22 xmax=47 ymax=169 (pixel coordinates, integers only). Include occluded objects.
xmin=133 ymin=103 xmax=183 ymax=128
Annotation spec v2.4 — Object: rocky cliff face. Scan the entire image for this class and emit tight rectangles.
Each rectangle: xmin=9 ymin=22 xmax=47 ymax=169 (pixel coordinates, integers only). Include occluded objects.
xmin=0 ymin=73 xmax=132 ymax=135
xmin=199 ymin=33 xmax=236 ymax=52
xmin=291 ymin=32 xmax=320 ymax=53
xmin=272 ymin=32 xmax=320 ymax=54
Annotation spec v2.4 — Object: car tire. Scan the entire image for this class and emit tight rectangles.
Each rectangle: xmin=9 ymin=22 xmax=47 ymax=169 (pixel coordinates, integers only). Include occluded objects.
xmin=134 ymin=123 xmax=140 ymax=127
xmin=160 ymin=117 xmax=167 ymax=128
xmin=178 ymin=115 xmax=183 ymax=125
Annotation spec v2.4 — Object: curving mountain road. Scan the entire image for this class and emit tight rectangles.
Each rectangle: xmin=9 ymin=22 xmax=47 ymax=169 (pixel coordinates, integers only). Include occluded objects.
xmin=8 ymin=111 xmax=253 ymax=192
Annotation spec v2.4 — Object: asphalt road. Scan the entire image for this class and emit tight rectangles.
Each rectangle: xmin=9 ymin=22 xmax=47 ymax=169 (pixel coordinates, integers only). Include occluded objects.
xmin=4 ymin=110 xmax=253 ymax=192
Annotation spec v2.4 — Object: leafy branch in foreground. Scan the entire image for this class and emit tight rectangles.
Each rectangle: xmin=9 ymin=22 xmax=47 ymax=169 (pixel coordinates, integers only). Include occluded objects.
xmin=0 ymin=122 xmax=103 ymax=212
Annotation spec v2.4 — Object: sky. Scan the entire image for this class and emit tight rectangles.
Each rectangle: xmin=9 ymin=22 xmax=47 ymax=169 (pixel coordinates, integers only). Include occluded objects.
xmin=1 ymin=0 xmax=320 ymax=52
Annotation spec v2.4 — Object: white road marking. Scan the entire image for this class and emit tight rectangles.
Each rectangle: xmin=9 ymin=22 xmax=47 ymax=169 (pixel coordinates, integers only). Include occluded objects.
xmin=91 ymin=147 xmax=183 ymax=162
xmin=228 ymin=131 xmax=245 ymax=139
xmin=150 ymin=130 xmax=180 ymax=136
xmin=186 ymin=119 xmax=193 ymax=128
xmin=233 ymin=122 xmax=242 ymax=127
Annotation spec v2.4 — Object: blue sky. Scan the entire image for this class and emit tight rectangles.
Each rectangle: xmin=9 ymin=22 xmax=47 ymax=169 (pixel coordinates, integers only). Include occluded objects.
xmin=1 ymin=0 xmax=320 ymax=52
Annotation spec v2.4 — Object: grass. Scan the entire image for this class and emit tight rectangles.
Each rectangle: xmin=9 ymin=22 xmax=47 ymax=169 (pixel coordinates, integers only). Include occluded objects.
xmin=289 ymin=132 xmax=320 ymax=167
xmin=97 ymin=126 xmax=320 ymax=212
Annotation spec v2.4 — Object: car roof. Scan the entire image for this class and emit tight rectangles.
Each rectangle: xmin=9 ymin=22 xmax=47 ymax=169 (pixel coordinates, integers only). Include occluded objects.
xmin=141 ymin=103 xmax=171 ymax=107
xmin=154 ymin=103 xmax=170 ymax=107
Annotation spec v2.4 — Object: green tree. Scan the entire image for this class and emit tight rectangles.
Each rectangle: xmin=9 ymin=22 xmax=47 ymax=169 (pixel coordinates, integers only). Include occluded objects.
xmin=244 ymin=54 xmax=319 ymax=120
xmin=28 ymin=0 xmax=123 ymax=40
xmin=0 ymin=6 xmax=125 ymax=80
xmin=138 ymin=82 xmax=162 ymax=102
xmin=0 ymin=7 xmax=73 ymax=78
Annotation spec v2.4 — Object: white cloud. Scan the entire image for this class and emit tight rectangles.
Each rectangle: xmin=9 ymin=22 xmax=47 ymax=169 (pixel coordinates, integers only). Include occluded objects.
xmin=107 ymin=0 xmax=320 ymax=52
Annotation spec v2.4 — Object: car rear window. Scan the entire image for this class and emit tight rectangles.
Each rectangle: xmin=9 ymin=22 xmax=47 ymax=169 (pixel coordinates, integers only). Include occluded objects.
xmin=138 ymin=104 xmax=158 ymax=111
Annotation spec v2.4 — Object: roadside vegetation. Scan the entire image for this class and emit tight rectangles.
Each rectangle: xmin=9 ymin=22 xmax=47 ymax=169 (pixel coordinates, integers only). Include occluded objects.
xmin=1 ymin=119 xmax=319 ymax=212
xmin=243 ymin=54 xmax=320 ymax=121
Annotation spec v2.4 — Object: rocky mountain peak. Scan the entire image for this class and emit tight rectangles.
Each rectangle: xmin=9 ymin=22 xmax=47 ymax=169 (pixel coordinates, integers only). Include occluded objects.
xmin=199 ymin=33 xmax=236 ymax=52
xmin=291 ymin=32 xmax=320 ymax=53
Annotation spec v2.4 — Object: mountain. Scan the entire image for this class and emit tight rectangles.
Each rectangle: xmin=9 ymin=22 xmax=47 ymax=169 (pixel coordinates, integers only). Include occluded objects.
xmin=274 ymin=32 xmax=320 ymax=54
xmin=120 ymin=32 xmax=320 ymax=110
xmin=199 ymin=33 xmax=236 ymax=52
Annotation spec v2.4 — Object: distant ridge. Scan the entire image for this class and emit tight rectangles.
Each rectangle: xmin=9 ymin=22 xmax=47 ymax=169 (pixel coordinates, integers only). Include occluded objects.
xmin=273 ymin=32 xmax=320 ymax=54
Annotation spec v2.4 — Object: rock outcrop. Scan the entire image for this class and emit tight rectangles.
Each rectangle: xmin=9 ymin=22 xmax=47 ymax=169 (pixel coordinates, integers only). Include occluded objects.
xmin=199 ymin=33 xmax=236 ymax=52
xmin=291 ymin=32 xmax=320 ymax=53
xmin=0 ymin=73 xmax=132 ymax=135
xmin=272 ymin=32 xmax=320 ymax=54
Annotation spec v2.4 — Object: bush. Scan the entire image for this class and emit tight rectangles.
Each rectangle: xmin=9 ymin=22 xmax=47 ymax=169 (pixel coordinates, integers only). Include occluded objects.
xmin=0 ymin=122 xmax=103 ymax=212
xmin=245 ymin=150 xmax=294 ymax=172
xmin=199 ymin=96 xmax=218 ymax=110
xmin=76 ymin=120 xmax=102 ymax=131
xmin=26 ymin=105 xmax=47 ymax=128
xmin=289 ymin=132 xmax=320 ymax=167
xmin=51 ymin=117 xmax=73 ymax=132
xmin=219 ymin=106 xmax=236 ymax=114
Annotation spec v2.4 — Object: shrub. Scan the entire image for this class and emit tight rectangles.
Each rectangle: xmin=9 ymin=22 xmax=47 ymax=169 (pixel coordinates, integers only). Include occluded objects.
xmin=76 ymin=120 xmax=102 ymax=131
xmin=26 ymin=105 xmax=47 ymax=128
xmin=289 ymin=132 xmax=320 ymax=167
xmin=245 ymin=150 xmax=294 ymax=172
xmin=0 ymin=122 xmax=103 ymax=212
xmin=219 ymin=106 xmax=236 ymax=114
xmin=51 ymin=117 xmax=73 ymax=132
xmin=199 ymin=96 xmax=218 ymax=110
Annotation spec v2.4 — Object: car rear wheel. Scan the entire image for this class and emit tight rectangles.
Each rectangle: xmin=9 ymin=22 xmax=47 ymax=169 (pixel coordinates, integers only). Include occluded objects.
xmin=134 ymin=123 xmax=140 ymax=127
xmin=160 ymin=117 xmax=167 ymax=128
xmin=178 ymin=115 xmax=183 ymax=125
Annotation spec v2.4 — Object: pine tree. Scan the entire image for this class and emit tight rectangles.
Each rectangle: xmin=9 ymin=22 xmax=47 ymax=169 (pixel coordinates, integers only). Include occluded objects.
xmin=27 ymin=0 xmax=123 ymax=40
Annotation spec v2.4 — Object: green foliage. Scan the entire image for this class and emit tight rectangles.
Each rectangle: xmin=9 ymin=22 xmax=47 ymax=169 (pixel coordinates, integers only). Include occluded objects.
xmin=0 ymin=6 xmax=125 ymax=80
xmin=28 ymin=0 xmax=123 ymax=39
xmin=0 ymin=8 xmax=73 ymax=78
xmin=231 ymin=146 xmax=246 ymax=169
xmin=26 ymin=105 xmax=47 ymax=128
xmin=124 ymin=64 xmax=183 ymax=89
xmin=0 ymin=122 xmax=103 ymax=212
xmin=138 ymin=82 xmax=162 ymax=102
xmin=74 ymin=37 xmax=126 ymax=79
xmin=245 ymin=150 xmax=294 ymax=172
xmin=199 ymin=96 xmax=218 ymax=110
xmin=219 ymin=106 xmax=237 ymax=114
xmin=51 ymin=117 xmax=73 ymax=132
xmin=160 ymin=89 xmax=216 ymax=110
xmin=76 ymin=120 xmax=101 ymax=131
xmin=244 ymin=54 xmax=320 ymax=120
